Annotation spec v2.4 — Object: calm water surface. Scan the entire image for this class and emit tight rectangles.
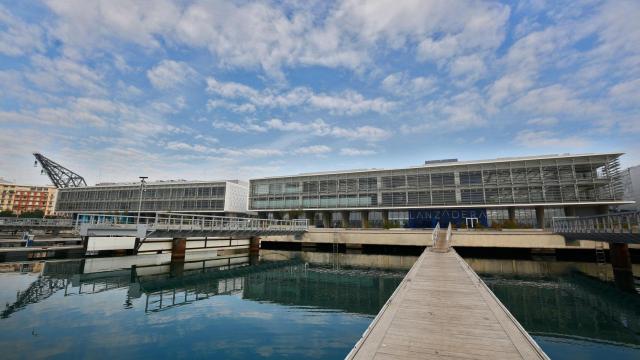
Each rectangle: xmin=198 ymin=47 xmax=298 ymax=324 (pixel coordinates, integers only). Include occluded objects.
xmin=0 ymin=250 xmax=638 ymax=359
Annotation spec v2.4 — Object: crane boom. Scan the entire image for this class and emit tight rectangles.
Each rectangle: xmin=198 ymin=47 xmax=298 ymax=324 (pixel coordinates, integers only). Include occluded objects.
xmin=33 ymin=153 xmax=87 ymax=188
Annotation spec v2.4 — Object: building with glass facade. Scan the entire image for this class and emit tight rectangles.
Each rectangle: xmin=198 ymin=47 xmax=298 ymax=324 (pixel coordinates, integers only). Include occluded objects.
xmin=55 ymin=180 xmax=248 ymax=216
xmin=248 ymin=153 xmax=629 ymax=228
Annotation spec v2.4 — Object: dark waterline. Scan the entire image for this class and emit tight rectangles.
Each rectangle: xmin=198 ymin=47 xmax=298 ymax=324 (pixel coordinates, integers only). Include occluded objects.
xmin=0 ymin=250 xmax=638 ymax=359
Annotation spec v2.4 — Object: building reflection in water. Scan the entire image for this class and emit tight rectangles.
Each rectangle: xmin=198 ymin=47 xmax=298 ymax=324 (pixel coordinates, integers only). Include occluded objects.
xmin=1 ymin=251 xmax=638 ymax=355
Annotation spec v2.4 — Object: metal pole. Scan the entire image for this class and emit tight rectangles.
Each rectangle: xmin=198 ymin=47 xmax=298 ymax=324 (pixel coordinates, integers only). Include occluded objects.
xmin=136 ymin=176 xmax=148 ymax=224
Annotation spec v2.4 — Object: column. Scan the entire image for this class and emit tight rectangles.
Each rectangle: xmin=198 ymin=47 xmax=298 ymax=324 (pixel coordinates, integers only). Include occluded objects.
xmin=508 ymin=208 xmax=516 ymax=222
xmin=361 ymin=211 xmax=370 ymax=229
xmin=610 ymin=243 xmax=636 ymax=293
xmin=535 ymin=206 xmax=545 ymax=229
xmin=171 ymin=238 xmax=186 ymax=263
xmin=341 ymin=211 xmax=350 ymax=228
xmin=249 ymin=236 xmax=260 ymax=254
xmin=382 ymin=210 xmax=389 ymax=228
xmin=322 ymin=211 xmax=332 ymax=228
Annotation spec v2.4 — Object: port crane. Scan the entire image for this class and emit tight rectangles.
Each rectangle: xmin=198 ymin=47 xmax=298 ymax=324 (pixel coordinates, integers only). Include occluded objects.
xmin=33 ymin=153 xmax=87 ymax=188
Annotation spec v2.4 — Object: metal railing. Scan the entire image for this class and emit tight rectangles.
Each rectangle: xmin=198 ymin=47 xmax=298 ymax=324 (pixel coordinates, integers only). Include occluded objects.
xmin=0 ymin=217 xmax=73 ymax=227
xmin=75 ymin=212 xmax=309 ymax=233
xmin=431 ymin=222 xmax=440 ymax=248
xmin=445 ymin=223 xmax=452 ymax=248
xmin=552 ymin=211 xmax=640 ymax=235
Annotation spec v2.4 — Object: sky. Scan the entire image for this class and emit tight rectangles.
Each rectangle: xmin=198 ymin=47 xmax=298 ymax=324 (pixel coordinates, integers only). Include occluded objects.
xmin=0 ymin=0 xmax=639 ymax=186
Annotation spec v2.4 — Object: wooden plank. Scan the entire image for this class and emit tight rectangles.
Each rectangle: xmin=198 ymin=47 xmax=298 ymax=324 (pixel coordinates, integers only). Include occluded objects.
xmin=346 ymin=248 xmax=548 ymax=360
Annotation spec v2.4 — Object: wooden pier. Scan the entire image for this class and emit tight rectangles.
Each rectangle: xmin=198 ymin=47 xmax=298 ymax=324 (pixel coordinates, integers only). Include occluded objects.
xmin=347 ymin=245 xmax=548 ymax=359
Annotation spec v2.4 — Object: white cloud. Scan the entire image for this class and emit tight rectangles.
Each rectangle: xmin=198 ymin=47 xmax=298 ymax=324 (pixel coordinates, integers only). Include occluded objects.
xmin=449 ymin=54 xmax=487 ymax=85
xmin=147 ymin=60 xmax=197 ymax=89
xmin=527 ymin=117 xmax=558 ymax=126
xmin=295 ymin=145 xmax=332 ymax=155
xmin=0 ymin=5 xmax=44 ymax=56
xmin=513 ymin=84 xmax=602 ymax=116
xmin=206 ymin=76 xmax=395 ymax=115
xmin=609 ymin=78 xmax=640 ymax=107
xmin=340 ymin=148 xmax=376 ymax=156
xmin=26 ymin=55 xmax=105 ymax=95
xmin=265 ymin=118 xmax=391 ymax=141
xmin=381 ymin=72 xmax=437 ymax=97
xmin=212 ymin=119 xmax=267 ymax=133
xmin=514 ymin=130 xmax=589 ymax=148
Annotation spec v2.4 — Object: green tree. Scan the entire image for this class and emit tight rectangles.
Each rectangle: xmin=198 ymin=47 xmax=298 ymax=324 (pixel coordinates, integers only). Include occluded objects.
xmin=0 ymin=209 xmax=16 ymax=217
xmin=19 ymin=209 xmax=45 ymax=218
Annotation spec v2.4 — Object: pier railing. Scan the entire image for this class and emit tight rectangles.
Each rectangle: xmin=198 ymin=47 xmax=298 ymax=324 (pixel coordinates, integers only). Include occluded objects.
xmin=552 ymin=211 xmax=640 ymax=243
xmin=75 ymin=212 xmax=309 ymax=233
xmin=431 ymin=222 xmax=440 ymax=247
xmin=552 ymin=211 xmax=640 ymax=235
xmin=0 ymin=217 xmax=73 ymax=228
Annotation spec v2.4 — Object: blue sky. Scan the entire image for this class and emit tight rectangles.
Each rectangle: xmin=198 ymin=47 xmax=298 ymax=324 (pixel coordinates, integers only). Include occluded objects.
xmin=1 ymin=0 xmax=639 ymax=186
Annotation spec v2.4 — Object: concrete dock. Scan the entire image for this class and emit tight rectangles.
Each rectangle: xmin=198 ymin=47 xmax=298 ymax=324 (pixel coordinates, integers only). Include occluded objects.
xmin=347 ymin=246 xmax=548 ymax=359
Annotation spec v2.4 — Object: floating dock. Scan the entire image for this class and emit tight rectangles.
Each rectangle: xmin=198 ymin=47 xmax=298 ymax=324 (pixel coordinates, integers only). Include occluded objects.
xmin=347 ymin=246 xmax=549 ymax=359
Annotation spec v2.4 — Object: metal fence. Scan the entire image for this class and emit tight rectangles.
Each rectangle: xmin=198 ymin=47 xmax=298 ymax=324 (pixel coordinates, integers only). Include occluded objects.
xmin=75 ymin=212 xmax=309 ymax=233
xmin=552 ymin=211 xmax=640 ymax=235
xmin=0 ymin=217 xmax=74 ymax=227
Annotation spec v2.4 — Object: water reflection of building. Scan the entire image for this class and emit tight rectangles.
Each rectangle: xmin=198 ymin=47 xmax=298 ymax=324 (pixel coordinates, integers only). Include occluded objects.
xmin=468 ymin=258 xmax=640 ymax=347
xmin=1 ymin=252 xmax=403 ymax=318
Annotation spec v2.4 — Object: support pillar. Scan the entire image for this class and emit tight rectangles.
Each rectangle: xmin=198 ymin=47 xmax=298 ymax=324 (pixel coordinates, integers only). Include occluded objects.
xmin=249 ymin=236 xmax=260 ymax=254
xmin=361 ymin=211 xmax=370 ymax=229
xmin=81 ymin=236 xmax=89 ymax=253
xmin=341 ymin=211 xmax=350 ymax=228
xmin=609 ymin=243 xmax=636 ymax=293
xmin=508 ymin=207 xmax=516 ymax=223
xmin=535 ymin=207 xmax=545 ymax=229
xmin=170 ymin=238 xmax=186 ymax=277
xmin=322 ymin=212 xmax=332 ymax=228
xmin=171 ymin=238 xmax=186 ymax=263
xmin=382 ymin=210 xmax=389 ymax=228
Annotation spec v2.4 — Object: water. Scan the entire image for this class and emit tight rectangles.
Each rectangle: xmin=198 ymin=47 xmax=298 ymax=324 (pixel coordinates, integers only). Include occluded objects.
xmin=467 ymin=258 xmax=640 ymax=360
xmin=0 ymin=251 xmax=408 ymax=359
xmin=0 ymin=251 xmax=638 ymax=359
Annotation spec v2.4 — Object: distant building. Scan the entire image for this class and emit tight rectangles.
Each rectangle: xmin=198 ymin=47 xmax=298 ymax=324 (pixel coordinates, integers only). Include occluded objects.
xmin=249 ymin=152 xmax=629 ymax=228
xmin=55 ymin=180 xmax=248 ymax=216
xmin=0 ymin=180 xmax=58 ymax=216
xmin=621 ymin=165 xmax=640 ymax=211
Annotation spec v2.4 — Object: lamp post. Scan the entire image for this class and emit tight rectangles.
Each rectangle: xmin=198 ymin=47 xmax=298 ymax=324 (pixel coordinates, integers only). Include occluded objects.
xmin=137 ymin=176 xmax=148 ymax=224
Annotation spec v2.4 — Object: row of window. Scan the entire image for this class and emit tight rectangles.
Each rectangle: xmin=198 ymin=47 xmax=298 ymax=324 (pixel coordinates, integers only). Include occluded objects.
xmin=252 ymin=167 xmax=611 ymax=195
xmin=250 ymin=185 xmax=617 ymax=209
xmin=56 ymin=199 xmax=225 ymax=211
xmin=58 ymin=186 xmax=225 ymax=202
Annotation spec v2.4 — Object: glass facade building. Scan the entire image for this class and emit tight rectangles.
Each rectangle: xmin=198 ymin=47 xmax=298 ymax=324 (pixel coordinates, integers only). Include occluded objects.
xmin=55 ymin=180 xmax=248 ymax=215
xmin=248 ymin=153 xmax=628 ymax=227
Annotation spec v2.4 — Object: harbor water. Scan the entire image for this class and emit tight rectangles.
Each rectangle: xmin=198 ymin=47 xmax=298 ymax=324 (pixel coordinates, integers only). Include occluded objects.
xmin=0 ymin=249 xmax=638 ymax=359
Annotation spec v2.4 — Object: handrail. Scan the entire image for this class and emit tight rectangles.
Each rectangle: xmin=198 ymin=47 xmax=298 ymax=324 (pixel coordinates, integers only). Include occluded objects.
xmin=552 ymin=211 xmax=640 ymax=235
xmin=445 ymin=223 xmax=452 ymax=248
xmin=0 ymin=217 xmax=73 ymax=227
xmin=431 ymin=222 xmax=440 ymax=248
xmin=74 ymin=212 xmax=309 ymax=233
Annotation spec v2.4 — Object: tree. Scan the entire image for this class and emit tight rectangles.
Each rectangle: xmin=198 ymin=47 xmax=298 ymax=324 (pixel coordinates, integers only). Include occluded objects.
xmin=0 ymin=209 xmax=16 ymax=217
xmin=19 ymin=209 xmax=45 ymax=218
